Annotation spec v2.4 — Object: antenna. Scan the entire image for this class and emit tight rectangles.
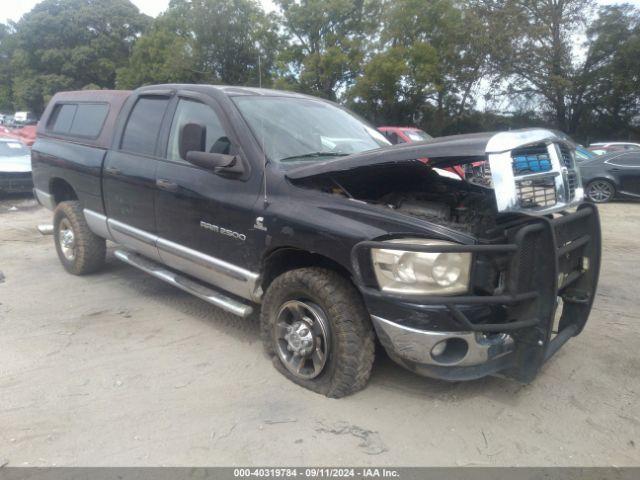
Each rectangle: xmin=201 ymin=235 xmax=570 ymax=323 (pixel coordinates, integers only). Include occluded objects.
xmin=261 ymin=121 xmax=268 ymax=206
xmin=258 ymin=53 xmax=268 ymax=206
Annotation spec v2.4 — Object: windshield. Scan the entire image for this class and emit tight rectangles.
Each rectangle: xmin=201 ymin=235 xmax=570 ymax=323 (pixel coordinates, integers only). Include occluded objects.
xmin=403 ymin=129 xmax=432 ymax=142
xmin=0 ymin=141 xmax=29 ymax=157
xmin=233 ymin=96 xmax=390 ymax=163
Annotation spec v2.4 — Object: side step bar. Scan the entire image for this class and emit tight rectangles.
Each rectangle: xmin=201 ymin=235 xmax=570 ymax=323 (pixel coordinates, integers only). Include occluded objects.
xmin=114 ymin=249 xmax=254 ymax=318
xmin=37 ymin=224 xmax=54 ymax=235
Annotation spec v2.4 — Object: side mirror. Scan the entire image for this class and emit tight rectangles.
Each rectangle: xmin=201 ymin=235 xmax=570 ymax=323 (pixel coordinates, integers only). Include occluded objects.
xmin=186 ymin=151 xmax=244 ymax=175
xmin=179 ymin=123 xmax=206 ymax=160
xmin=179 ymin=123 xmax=243 ymax=175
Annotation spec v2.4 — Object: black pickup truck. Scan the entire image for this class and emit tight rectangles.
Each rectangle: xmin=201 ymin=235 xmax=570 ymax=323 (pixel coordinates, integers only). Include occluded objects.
xmin=31 ymin=85 xmax=601 ymax=397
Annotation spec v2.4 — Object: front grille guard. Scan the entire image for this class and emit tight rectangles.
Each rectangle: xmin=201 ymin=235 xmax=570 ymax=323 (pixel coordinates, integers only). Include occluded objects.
xmin=488 ymin=140 xmax=584 ymax=214
xmin=352 ymin=204 xmax=601 ymax=381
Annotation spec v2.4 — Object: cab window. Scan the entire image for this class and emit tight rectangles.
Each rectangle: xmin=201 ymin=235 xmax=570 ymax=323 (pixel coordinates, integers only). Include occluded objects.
xmin=167 ymin=99 xmax=230 ymax=163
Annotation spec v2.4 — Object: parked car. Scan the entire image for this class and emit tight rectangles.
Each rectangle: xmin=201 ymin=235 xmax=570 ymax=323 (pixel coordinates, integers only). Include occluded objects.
xmin=1 ymin=125 xmax=18 ymax=139
xmin=0 ymin=138 xmax=33 ymax=194
xmin=13 ymin=111 xmax=38 ymax=126
xmin=588 ymin=145 xmax=625 ymax=156
xmin=588 ymin=142 xmax=640 ymax=156
xmin=589 ymin=141 xmax=640 ymax=151
xmin=378 ymin=126 xmax=433 ymax=144
xmin=2 ymin=115 xmax=17 ymax=128
xmin=32 ymin=87 xmax=600 ymax=397
xmin=580 ymin=150 xmax=640 ymax=203
xmin=575 ymin=146 xmax=596 ymax=162
xmin=377 ymin=125 xmax=476 ymax=178
xmin=11 ymin=125 xmax=37 ymax=147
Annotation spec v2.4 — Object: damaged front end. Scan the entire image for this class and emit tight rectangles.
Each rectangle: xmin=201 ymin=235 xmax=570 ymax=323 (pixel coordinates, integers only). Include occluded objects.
xmin=287 ymin=129 xmax=601 ymax=383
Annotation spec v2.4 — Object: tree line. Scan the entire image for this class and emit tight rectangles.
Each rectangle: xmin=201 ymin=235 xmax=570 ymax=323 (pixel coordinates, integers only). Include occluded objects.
xmin=1 ymin=0 xmax=638 ymax=143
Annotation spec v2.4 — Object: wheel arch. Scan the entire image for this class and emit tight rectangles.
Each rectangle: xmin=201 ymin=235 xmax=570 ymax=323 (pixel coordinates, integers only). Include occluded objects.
xmin=260 ymin=247 xmax=354 ymax=293
xmin=585 ymin=175 xmax=618 ymax=187
xmin=49 ymin=177 xmax=78 ymax=205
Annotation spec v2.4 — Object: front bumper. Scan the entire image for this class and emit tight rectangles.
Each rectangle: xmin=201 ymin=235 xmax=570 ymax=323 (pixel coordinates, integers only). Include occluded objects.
xmin=354 ymin=203 xmax=601 ymax=383
xmin=0 ymin=172 xmax=33 ymax=193
xmin=372 ymin=315 xmax=516 ymax=381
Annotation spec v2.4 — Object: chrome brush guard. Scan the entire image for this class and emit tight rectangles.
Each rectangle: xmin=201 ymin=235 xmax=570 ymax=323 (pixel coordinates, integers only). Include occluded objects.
xmin=485 ymin=129 xmax=584 ymax=215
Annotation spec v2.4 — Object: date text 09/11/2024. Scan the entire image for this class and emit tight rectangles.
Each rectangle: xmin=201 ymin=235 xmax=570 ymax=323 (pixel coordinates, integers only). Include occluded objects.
xmin=233 ymin=468 xmax=400 ymax=478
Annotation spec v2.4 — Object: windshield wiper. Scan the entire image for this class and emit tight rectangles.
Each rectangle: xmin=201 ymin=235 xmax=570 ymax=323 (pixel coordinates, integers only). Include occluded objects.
xmin=279 ymin=152 xmax=349 ymax=162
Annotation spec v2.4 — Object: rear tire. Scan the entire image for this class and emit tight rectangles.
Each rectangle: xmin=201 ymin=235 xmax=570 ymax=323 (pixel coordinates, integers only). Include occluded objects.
xmin=585 ymin=179 xmax=615 ymax=203
xmin=53 ymin=201 xmax=106 ymax=275
xmin=260 ymin=267 xmax=375 ymax=398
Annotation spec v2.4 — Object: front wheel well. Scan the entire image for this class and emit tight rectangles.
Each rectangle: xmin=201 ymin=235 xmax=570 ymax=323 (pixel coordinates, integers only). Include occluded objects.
xmin=585 ymin=177 xmax=616 ymax=187
xmin=260 ymin=248 xmax=353 ymax=292
xmin=49 ymin=178 xmax=78 ymax=205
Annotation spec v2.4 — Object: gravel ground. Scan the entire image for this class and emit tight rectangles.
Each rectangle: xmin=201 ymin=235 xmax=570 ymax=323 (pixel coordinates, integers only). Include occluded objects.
xmin=0 ymin=195 xmax=639 ymax=467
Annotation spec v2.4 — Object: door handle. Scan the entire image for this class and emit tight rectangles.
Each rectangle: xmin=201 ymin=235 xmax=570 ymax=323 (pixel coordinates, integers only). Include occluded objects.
xmin=156 ymin=178 xmax=178 ymax=192
xmin=104 ymin=166 xmax=121 ymax=176
xmin=610 ymin=168 xmax=621 ymax=172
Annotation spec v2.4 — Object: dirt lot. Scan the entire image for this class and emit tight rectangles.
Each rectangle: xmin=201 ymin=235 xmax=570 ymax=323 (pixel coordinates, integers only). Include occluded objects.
xmin=0 ymin=196 xmax=639 ymax=467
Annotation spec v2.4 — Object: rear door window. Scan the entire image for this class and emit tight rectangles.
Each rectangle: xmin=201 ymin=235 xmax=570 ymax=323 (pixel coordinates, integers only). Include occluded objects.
xmin=120 ymin=96 xmax=170 ymax=156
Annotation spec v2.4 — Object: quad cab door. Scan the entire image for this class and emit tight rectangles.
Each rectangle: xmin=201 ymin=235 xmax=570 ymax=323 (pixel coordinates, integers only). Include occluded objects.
xmin=102 ymin=92 xmax=172 ymax=261
xmin=154 ymin=92 xmax=262 ymax=301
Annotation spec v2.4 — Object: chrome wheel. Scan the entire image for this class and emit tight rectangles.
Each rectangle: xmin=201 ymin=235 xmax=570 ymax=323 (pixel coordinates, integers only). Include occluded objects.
xmin=586 ymin=180 xmax=614 ymax=203
xmin=274 ymin=300 xmax=330 ymax=380
xmin=58 ymin=218 xmax=76 ymax=261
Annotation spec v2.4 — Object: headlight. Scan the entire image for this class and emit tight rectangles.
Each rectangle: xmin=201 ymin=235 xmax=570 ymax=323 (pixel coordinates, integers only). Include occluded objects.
xmin=371 ymin=239 xmax=471 ymax=295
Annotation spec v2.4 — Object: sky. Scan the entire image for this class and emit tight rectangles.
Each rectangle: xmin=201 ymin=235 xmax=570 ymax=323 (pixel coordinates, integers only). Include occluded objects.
xmin=1 ymin=0 xmax=638 ymax=23
xmin=0 ymin=0 xmax=275 ymax=23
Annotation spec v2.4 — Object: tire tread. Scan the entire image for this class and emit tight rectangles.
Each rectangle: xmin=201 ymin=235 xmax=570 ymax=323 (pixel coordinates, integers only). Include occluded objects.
xmin=260 ymin=267 xmax=375 ymax=398
xmin=53 ymin=201 xmax=106 ymax=275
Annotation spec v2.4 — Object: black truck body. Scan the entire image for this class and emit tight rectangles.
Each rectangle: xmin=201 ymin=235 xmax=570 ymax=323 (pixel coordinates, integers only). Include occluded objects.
xmin=31 ymin=85 xmax=601 ymax=396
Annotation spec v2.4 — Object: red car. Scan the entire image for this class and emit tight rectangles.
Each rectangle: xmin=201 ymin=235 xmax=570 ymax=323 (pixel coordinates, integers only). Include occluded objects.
xmin=587 ymin=145 xmax=629 ymax=156
xmin=378 ymin=126 xmax=433 ymax=145
xmin=378 ymin=126 xmax=474 ymax=178
xmin=0 ymin=125 xmax=36 ymax=147
xmin=12 ymin=125 xmax=37 ymax=147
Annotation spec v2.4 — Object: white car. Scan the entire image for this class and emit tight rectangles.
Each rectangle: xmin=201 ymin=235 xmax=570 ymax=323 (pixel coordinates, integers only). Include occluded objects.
xmin=0 ymin=137 xmax=33 ymax=194
xmin=13 ymin=111 xmax=37 ymax=125
xmin=590 ymin=142 xmax=640 ymax=151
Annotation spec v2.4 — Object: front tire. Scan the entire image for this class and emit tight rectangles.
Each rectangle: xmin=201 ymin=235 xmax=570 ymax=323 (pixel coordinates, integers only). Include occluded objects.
xmin=53 ymin=201 xmax=106 ymax=275
xmin=260 ymin=267 xmax=375 ymax=398
xmin=585 ymin=179 xmax=615 ymax=203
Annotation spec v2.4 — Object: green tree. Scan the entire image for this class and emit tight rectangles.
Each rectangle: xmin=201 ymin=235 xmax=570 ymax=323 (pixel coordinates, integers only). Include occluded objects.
xmin=116 ymin=24 xmax=199 ymax=88
xmin=481 ymin=0 xmax=595 ymax=133
xmin=0 ymin=23 xmax=14 ymax=111
xmin=349 ymin=0 xmax=492 ymax=134
xmin=119 ymin=0 xmax=280 ymax=89
xmin=275 ymin=0 xmax=380 ymax=100
xmin=574 ymin=4 xmax=640 ymax=141
xmin=10 ymin=0 xmax=150 ymax=113
xmin=348 ymin=45 xmax=441 ymax=127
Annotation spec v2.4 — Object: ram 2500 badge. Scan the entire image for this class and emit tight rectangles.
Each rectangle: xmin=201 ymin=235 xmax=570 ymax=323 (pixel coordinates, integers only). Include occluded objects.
xmin=31 ymin=85 xmax=601 ymax=397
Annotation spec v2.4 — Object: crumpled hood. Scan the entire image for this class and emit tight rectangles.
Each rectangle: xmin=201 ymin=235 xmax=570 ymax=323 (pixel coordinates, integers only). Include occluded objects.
xmin=285 ymin=128 xmax=570 ymax=181
xmin=0 ymin=154 xmax=32 ymax=173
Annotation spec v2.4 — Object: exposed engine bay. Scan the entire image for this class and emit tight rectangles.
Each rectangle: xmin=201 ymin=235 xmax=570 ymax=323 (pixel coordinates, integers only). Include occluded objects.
xmin=293 ymin=161 xmax=508 ymax=237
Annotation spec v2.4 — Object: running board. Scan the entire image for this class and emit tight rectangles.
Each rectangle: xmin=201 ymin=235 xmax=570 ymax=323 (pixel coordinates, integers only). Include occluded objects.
xmin=114 ymin=249 xmax=254 ymax=318
xmin=37 ymin=224 xmax=54 ymax=235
